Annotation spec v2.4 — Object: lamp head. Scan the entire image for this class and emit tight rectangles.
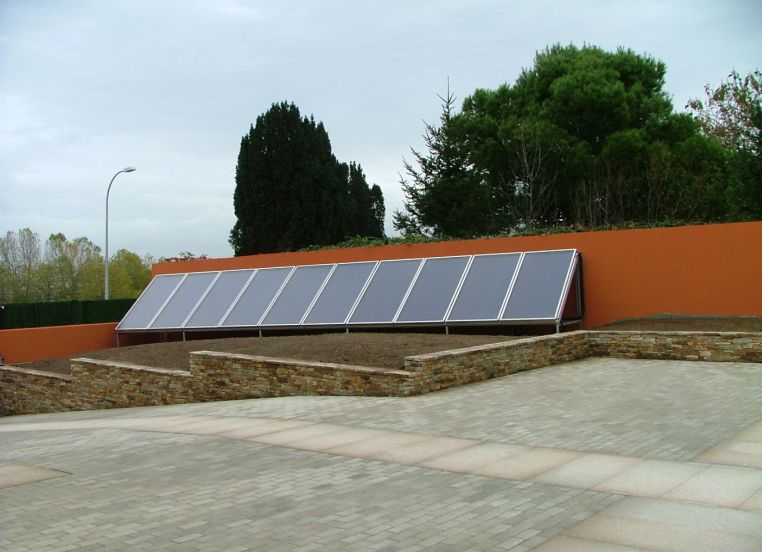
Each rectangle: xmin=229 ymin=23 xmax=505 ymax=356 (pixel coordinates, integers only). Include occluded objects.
xmin=123 ymin=167 xmax=136 ymax=173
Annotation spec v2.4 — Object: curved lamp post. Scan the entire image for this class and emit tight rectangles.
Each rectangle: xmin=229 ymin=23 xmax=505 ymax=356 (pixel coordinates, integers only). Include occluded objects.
xmin=105 ymin=167 xmax=136 ymax=300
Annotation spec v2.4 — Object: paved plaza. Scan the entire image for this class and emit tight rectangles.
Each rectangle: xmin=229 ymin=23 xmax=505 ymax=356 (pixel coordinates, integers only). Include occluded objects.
xmin=1 ymin=357 xmax=762 ymax=551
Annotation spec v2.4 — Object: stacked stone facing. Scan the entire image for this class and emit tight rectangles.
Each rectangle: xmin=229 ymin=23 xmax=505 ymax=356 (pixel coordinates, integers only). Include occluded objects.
xmin=1 ymin=331 xmax=760 ymax=415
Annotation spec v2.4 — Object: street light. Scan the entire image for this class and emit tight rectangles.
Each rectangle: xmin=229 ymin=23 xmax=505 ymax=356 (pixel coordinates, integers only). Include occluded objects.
xmin=105 ymin=167 xmax=136 ymax=300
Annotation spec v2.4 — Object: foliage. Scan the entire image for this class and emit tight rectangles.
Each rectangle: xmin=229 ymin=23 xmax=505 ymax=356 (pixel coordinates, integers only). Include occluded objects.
xmin=687 ymin=70 xmax=762 ymax=219
xmin=397 ymin=44 xmax=743 ymax=234
xmin=394 ymin=90 xmax=493 ymax=238
xmin=158 ymin=251 xmax=209 ymax=263
xmin=687 ymin=70 xmax=761 ymax=153
xmin=107 ymin=249 xmax=154 ymax=299
xmin=0 ymin=229 xmax=152 ymax=303
xmin=39 ymin=233 xmax=102 ymax=300
xmin=229 ymin=102 xmax=385 ymax=255
xmin=301 ymin=218 xmax=718 ymax=253
xmin=0 ymin=228 xmax=41 ymax=302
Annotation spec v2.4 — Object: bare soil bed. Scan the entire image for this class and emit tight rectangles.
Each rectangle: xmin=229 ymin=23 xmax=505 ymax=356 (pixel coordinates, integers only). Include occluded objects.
xmin=17 ymin=316 xmax=762 ymax=377
xmin=22 ymin=333 xmax=516 ymax=376
xmin=600 ymin=316 xmax=762 ymax=332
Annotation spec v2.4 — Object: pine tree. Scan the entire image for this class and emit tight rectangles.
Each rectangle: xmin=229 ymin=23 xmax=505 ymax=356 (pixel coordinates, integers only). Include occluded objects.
xmin=393 ymin=90 xmax=492 ymax=237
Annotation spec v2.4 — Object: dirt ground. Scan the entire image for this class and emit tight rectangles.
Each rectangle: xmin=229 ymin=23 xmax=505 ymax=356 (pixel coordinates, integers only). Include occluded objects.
xmin=19 ymin=316 xmax=762 ymax=377
xmin=23 ymin=332 xmax=517 ymax=376
xmin=600 ymin=316 xmax=762 ymax=332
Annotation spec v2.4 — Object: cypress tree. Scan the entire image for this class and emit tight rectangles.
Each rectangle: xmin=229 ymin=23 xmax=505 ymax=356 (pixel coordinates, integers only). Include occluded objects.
xmin=230 ymin=102 xmax=384 ymax=255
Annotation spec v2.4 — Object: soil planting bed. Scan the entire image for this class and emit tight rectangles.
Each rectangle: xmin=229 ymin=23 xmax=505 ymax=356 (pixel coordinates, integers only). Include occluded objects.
xmin=16 ymin=317 xmax=762 ymax=377
xmin=600 ymin=316 xmax=762 ymax=332
xmin=22 ymin=333 xmax=516 ymax=376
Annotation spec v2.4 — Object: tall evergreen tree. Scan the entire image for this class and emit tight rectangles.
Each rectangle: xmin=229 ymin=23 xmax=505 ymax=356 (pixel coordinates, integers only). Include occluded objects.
xmin=394 ymin=90 xmax=492 ymax=237
xmin=368 ymin=184 xmax=386 ymax=237
xmin=230 ymin=102 xmax=384 ymax=255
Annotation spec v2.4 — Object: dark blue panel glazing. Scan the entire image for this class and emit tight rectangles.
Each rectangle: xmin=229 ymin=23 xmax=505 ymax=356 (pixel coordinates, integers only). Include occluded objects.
xmin=304 ymin=262 xmax=376 ymax=325
xmin=502 ymin=250 xmax=575 ymax=320
xmin=261 ymin=264 xmax=333 ymax=326
xmin=185 ymin=270 xmax=254 ymax=328
xmin=221 ymin=267 xmax=292 ymax=326
xmin=348 ymin=259 xmax=421 ymax=324
xmin=447 ymin=253 xmax=520 ymax=321
xmin=396 ymin=256 xmax=469 ymax=322
xmin=118 ymin=274 xmax=184 ymax=330
xmin=150 ymin=272 xmax=217 ymax=328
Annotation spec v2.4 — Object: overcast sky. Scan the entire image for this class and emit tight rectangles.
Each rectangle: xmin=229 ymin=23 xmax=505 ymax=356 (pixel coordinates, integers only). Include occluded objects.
xmin=1 ymin=1 xmax=760 ymax=260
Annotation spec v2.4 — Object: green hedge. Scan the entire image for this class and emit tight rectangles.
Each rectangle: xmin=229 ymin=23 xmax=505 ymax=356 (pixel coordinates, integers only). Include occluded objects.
xmin=0 ymin=299 xmax=136 ymax=330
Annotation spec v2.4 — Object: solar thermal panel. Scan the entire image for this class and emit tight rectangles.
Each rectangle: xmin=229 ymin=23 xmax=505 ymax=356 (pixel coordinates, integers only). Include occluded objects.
xmin=303 ymin=262 xmax=376 ymax=325
xmin=118 ymin=249 xmax=581 ymax=333
xmin=261 ymin=264 xmax=333 ymax=326
xmin=150 ymin=272 xmax=217 ymax=329
xmin=447 ymin=253 xmax=521 ymax=321
xmin=396 ymin=256 xmax=469 ymax=323
xmin=221 ymin=266 xmax=292 ymax=327
xmin=117 ymin=273 xmax=184 ymax=330
xmin=185 ymin=269 xmax=255 ymax=328
xmin=501 ymin=250 xmax=576 ymax=320
xmin=348 ymin=259 xmax=422 ymax=324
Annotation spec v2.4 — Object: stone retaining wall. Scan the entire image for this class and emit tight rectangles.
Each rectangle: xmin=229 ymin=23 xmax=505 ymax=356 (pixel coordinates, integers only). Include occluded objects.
xmin=70 ymin=359 xmax=194 ymax=411
xmin=404 ymin=331 xmax=592 ymax=393
xmin=0 ymin=359 xmax=193 ymax=415
xmin=589 ymin=331 xmax=762 ymax=362
xmin=0 ymin=367 xmax=73 ymax=414
xmin=189 ymin=352 xmax=416 ymax=400
xmin=1 ymin=331 xmax=760 ymax=415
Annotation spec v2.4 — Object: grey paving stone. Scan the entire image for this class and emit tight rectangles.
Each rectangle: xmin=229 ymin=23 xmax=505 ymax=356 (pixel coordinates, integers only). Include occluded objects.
xmin=0 ymin=463 xmax=68 ymax=489
xmin=1 ymin=427 xmax=619 ymax=551
xmin=67 ymin=357 xmax=761 ymax=463
xmin=1 ymin=357 xmax=761 ymax=551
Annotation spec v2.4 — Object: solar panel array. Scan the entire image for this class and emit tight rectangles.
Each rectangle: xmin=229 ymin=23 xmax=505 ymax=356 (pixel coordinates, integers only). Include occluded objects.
xmin=117 ymin=249 xmax=580 ymax=332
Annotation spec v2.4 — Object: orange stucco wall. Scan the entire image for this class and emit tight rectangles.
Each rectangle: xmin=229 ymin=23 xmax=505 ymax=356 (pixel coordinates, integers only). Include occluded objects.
xmin=0 ymin=323 xmax=150 ymax=365
xmin=0 ymin=322 xmax=118 ymax=365
xmin=154 ymin=222 xmax=762 ymax=329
